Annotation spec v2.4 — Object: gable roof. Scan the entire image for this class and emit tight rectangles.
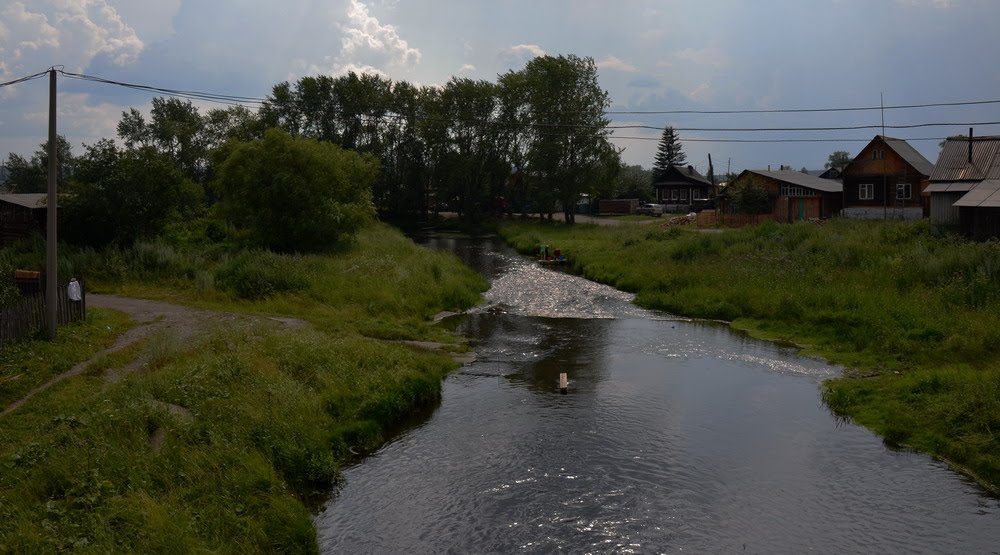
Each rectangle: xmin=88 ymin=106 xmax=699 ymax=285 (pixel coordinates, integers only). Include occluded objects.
xmin=745 ymin=169 xmax=843 ymax=193
xmin=0 ymin=194 xmax=48 ymax=209
xmin=653 ymin=164 xmax=713 ymax=187
xmin=881 ymin=136 xmax=934 ymax=176
xmin=929 ymin=136 xmax=1000 ymax=182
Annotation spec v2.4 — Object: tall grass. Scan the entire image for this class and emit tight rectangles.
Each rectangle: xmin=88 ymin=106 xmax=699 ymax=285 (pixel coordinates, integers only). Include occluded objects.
xmin=0 ymin=222 xmax=488 ymax=551
xmin=500 ymin=218 xmax=1000 ymax=489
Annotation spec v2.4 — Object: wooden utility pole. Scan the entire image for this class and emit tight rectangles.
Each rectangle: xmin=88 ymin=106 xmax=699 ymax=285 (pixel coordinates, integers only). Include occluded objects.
xmin=46 ymin=68 xmax=57 ymax=339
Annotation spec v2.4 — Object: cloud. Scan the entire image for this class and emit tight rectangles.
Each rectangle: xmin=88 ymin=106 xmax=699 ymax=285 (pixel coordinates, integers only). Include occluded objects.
xmin=0 ymin=0 xmax=142 ymax=77
xmin=457 ymin=63 xmax=476 ymax=74
xmin=596 ymin=55 xmax=638 ymax=73
xmin=339 ymin=0 xmax=420 ymax=68
xmin=689 ymin=83 xmax=711 ymax=100
xmin=672 ymin=46 xmax=728 ymax=68
xmin=500 ymin=43 xmax=546 ymax=67
xmin=627 ymin=76 xmax=660 ymax=88
xmin=896 ymin=0 xmax=956 ymax=7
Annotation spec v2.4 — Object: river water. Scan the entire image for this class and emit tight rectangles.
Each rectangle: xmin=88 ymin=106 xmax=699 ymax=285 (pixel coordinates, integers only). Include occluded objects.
xmin=316 ymin=234 xmax=1000 ymax=554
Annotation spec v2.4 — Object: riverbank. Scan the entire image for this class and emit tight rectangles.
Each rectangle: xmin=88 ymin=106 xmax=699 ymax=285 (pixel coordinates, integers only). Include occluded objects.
xmin=498 ymin=218 xmax=1000 ymax=492
xmin=0 ymin=223 xmax=487 ymax=552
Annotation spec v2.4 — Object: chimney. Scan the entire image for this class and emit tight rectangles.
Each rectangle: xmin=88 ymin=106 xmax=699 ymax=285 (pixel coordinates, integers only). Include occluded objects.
xmin=768 ymin=164 xmax=771 ymax=171
xmin=969 ymin=127 xmax=974 ymax=165
xmin=687 ymin=165 xmax=693 ymax=175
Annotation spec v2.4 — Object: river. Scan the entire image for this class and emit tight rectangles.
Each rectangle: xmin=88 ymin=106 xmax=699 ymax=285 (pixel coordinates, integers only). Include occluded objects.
xmin=316 ymin=234 xmax=1000 ymax=554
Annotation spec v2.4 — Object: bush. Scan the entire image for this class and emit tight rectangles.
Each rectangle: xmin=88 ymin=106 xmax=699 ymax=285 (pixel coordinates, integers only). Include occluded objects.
xmin=214 ymin=129 xmax=377 ymax=252
xmin=214 ymin=251 xmax=312 ymax=300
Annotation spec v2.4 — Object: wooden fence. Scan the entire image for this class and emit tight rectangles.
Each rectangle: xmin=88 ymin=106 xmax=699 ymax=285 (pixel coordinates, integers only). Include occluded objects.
xmin=0 ymin=281 xmax=86 ymax=349
xmin=696 ymin=209 xmax=777 ymax=228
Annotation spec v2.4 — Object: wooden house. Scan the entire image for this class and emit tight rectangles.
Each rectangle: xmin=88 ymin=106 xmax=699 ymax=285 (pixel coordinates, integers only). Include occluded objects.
xmin=653 ymin=165 xmax=713 ymax=212
xmin=0 ymin=194 xmax=49 ymax=245
xmin=840 ymin=135 xmax=933 ymax=220
xmin=926 ymin=134 xmax=1000 ymax=238
xmin=722 ymin=169 xmax=842 ymax=222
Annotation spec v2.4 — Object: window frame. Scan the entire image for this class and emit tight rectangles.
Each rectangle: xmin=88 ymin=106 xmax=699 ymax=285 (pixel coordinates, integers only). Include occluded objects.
xmin=859 ymin=183 xmax=875 ymax=200
xmin=896 ymin=182 xmax=912 ymax=200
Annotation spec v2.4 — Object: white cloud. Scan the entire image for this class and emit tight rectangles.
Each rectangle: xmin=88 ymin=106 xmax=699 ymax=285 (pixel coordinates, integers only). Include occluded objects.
xmin=689 ymin=83 xmax=711 ymax=100
xmin=457 ymin=63 xmax=476 ymax=74
xmin=0 ymin=0 xmax=142 ymax=76
xmin=672 ymin=46 xmax=729 ymax=68
xmin=596 ymin=55 xmax=638 ymax=73
xmin=339 ymin=0 xmax=421 ymax=68
xmin=500 ymin=43 xmax=546 ymax=68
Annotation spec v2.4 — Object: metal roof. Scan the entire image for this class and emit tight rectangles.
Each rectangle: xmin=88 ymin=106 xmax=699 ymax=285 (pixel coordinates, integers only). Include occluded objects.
xmin=953 ymin=180 xmax=1000 ymax=208
xmin=929 ymin=136 xmax=1000 ymax=182
xmin=881 ymin=136 xmax=935 ymax=177
xmin=925 ymin=182 xmax=976 ymax=193
xmin=747 ymin=169 xmax=843 ymax=193
xmin=0 ymin=194 xmax=48 ymax=209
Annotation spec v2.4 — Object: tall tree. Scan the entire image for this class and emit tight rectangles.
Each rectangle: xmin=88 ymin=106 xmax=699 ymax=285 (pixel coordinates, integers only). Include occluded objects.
xmin=5 ymin=135 xmax=75 ymax=193
xmin=516 ymin=54 xmax=616 ymax=223
xmin=826 ymin=150 xmax=851 ymax=169
xmin=652 ymin=126 xmax=686 ymax=182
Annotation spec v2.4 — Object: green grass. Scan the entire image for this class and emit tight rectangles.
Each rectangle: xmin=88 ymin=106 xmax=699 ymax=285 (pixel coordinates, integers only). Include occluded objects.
xmin=0 ymin=222 xmax=488 ymax=552
xmin=499 ymin=218 xmax=1000 ymax=490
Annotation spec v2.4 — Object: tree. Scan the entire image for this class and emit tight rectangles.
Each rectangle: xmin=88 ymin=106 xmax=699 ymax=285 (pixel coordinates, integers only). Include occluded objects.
xmin=612 ymin=164 xmax=654 ymax=201
xmin=727 ymin=175 xmax=771 ymax=215
xmin=214 ymin=129 xmax=376 ymax=252
xmin=62 ymin=142 xmax=202 ymax=247
xmin=652 ymin=126 xmax=686 ymax=182
xmin=117 ymin=98 xmax=209 ymax=183
xmin=5 ymin=135 xmax=75 ymax=193
xmin=825 ymin=150 xmax=851 ymax=169
xmin=515 ymin=54 xmax=616 ymax=223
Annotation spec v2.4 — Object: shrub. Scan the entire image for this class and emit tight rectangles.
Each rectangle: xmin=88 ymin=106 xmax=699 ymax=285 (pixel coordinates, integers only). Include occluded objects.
xmin=214 ymin=251 xmax=311 ymax=300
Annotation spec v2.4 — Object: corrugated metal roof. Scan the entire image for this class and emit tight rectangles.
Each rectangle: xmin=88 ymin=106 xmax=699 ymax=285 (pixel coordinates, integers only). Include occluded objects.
xmin=748 ymin=170 xmax=843 ymax=193
xmin=929 ymin=136 xmax=1000 ymax=182
xmin=926 ymin=182 xmax=976 ymax=193
xmin=953 ymin=180 xmax=1000 ymax=208
xmin=881 ymin=136 xmax=934 ymax=177
xmin=0 ymin=194 xmax=48 ymax=209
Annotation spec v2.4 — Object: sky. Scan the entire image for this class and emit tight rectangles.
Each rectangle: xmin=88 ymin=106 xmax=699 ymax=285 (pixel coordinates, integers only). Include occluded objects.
xmin=2 ymin=0 xmax=1000 ymax=174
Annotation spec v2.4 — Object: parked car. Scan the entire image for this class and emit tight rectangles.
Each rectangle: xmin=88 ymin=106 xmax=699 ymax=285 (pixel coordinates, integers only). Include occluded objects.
xmin=635 ymin=203 xmax=664 ymax=217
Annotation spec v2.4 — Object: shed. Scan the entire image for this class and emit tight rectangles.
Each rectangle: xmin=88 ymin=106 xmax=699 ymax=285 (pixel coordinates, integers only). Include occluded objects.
xmin=927 ymin=135 xmax=1000 ymax=235
xmin=0 ymin=194 xmax=49 ymax=245
xmin=721 ymin=169 xmax=843 ymax=222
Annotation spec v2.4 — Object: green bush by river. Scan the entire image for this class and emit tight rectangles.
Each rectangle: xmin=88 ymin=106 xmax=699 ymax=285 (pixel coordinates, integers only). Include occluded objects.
xmin=500 ymin=218 xmax=1000 ymax=491
xmin=0 ymin=223 xmax=487 ymax=552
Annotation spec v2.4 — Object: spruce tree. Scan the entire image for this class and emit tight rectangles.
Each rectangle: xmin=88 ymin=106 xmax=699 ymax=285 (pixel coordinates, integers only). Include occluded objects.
xmin=652 ymin=126 xmax=686 ymax=182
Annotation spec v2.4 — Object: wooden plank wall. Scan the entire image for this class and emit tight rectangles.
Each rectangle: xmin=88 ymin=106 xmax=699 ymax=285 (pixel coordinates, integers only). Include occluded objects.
xmin=0 ymin=281 xmax=87 ymax=349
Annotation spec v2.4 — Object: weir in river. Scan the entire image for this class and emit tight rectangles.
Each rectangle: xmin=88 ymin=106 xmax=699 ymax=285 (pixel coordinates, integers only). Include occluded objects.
xmin=316 ymin=234 xmax=1000 ymax=553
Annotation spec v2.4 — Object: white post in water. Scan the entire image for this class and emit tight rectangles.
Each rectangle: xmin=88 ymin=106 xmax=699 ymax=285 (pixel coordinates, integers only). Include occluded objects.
xmin=559 ymin=373 xmax=568 ymax=394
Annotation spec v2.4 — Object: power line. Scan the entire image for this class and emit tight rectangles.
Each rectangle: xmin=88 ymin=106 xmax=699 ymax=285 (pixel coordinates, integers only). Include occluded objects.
xmin=0 ymin=70 xmax=49 ymax=88
xmin=606 ymin=98 xmax=1000 ymax=115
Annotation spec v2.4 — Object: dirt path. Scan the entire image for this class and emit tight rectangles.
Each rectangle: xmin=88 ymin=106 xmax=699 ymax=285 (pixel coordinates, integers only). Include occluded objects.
xmin=1 ymin=295 xmax=306 ymax=417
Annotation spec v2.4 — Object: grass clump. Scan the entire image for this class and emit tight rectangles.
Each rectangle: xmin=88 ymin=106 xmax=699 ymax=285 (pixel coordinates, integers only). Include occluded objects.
xmin=500 ymin=218 xmax=1000 ymax=489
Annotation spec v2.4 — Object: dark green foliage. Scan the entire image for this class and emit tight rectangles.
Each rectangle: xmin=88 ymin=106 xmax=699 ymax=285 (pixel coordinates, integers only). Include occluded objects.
xmin=726 ymin=175 xmax=771 ymax=214
xmin=62 ymin=143 xmax=203 ymax=247
xmin=214 ymin=251 xmax=312 ymax=299
xmin=4 ymin=135 xmax=75 ymax=193
xmin=652 ymin=126 xmax=686 ymax=182
xmin=214 ymin=129 xmax=376 ymax=252
xmin=826 ymin=150 xmax=852 ymax=169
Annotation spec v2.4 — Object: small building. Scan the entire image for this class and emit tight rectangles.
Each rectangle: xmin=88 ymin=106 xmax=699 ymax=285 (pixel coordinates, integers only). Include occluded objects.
xmin=840 ymin=135 xmax=933 ymax=220
xmin=722 ymin=169 xmax=843 ymax=222
xmin=0 ymin=194 xmax=49 ymax=245
xmin=927 ymin=134 xmax=1000 ymax=238
xmin=653 ymin=164 xmax=713 ymax=212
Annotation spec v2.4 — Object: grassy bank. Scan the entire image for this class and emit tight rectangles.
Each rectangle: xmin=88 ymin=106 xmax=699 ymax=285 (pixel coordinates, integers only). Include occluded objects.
xmin=499 ymin=218 xmax=1000 ymax=491
xmin=0 ymin=223 xmax=487 ymax=551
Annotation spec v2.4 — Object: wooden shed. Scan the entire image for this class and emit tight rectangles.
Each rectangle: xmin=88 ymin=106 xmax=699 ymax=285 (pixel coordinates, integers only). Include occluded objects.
xmin=926 ymin=135 xmax=1000 ymax=237
xmin=0 ymin=194 xmax=49 ymax=245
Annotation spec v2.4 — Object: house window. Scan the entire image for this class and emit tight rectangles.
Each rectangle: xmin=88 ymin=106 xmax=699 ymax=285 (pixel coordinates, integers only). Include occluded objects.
xmin=859 ymin=183 xmax=874 ymax=200
xmin=873 ymin=149 xmax=884 ymax=160
xmin=780 ymin=185 xmax=817 ymax=197
xmin=680 ymin=188 xmax=688 ymax=201
xmin=670 ymin=189 xmax=678 ymax=201
xmin=896 ymin=183 xmax=911 ymax=200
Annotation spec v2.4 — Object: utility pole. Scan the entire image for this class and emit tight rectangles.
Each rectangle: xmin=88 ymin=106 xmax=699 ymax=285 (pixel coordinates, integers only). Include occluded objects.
xmin=46 ymin=68 xmax=57 ymax=339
